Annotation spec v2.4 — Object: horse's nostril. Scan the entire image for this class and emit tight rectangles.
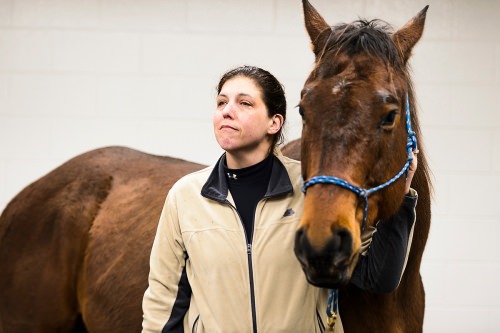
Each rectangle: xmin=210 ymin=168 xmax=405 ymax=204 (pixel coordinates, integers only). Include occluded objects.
xmin=329 ymin=227 xmax=353 ymax=265
xmin=294 ymin=227 xmax=307 ymax=255
xmin=332 ymin=228 xmax=352 ymax=252
xmin=295 ymin=227 xmax=305 ymax=239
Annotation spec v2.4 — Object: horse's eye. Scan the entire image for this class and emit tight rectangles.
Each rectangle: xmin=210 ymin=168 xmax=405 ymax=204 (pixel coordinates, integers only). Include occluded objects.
xmin=298 ymin=106 xmax=305 ymax=118
xmin=381 ymin=110 xmax=399 ymax=129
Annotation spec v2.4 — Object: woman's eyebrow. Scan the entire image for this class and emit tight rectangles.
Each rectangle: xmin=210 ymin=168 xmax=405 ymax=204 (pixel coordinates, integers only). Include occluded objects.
xmin=238 ymin=93 xmax=254 ymax=98
xmin=218 ymin=93 xmax=254 ymax=99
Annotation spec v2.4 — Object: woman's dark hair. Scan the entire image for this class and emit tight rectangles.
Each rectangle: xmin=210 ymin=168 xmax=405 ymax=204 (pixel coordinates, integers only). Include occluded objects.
xmin=216 ymin=65 xmax=287 ymax=148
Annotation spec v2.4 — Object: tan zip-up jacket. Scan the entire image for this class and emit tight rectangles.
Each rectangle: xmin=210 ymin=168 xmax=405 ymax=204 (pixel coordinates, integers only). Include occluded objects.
xmin=142 ymin=150 xmax=417 ymax=333
xmin=142 ymin=151 xmax=330 ymax=333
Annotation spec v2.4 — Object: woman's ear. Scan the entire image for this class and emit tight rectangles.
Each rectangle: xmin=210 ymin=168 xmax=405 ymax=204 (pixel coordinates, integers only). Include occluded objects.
xmin=268 ymin=114 xmax=284 ymax=135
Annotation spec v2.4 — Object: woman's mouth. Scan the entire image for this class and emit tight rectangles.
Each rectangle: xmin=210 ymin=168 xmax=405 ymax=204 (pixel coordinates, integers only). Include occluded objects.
xmin=220 ymin=125 xmax=237 ymax=131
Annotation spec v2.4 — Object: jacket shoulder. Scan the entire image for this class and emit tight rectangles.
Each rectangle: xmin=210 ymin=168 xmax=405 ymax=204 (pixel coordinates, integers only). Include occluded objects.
xmin=277 ymin=154 xmax=301 ymax=179
xmin=170 ymin=165 xmax=214 ymax=193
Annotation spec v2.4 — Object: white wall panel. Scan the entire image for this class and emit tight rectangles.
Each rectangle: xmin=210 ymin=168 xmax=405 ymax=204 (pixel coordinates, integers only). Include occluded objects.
xmin=53 ymin=31 xmax=141 ymax=73
xmin=9 ymin=74 xmax=97 ymax=116
xmin=12 ymin=0 xmax=101 ymax=28
xmin=0 ymin=30 xmax=54 ymax=71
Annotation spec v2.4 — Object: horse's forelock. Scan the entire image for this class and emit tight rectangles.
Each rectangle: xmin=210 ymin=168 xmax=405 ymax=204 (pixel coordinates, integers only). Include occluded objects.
xmin=324 ymin=20 xmax=404 ymax=72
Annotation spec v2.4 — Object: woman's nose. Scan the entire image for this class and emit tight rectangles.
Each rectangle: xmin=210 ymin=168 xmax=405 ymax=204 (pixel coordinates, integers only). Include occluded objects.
xmin=221 ymin=102 xmax=235 ymax=118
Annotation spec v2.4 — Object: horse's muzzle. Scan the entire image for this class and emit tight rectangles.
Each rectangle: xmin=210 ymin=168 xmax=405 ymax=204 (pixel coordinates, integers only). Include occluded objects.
xmin=294 ymin=226 xmax=354 ymax=288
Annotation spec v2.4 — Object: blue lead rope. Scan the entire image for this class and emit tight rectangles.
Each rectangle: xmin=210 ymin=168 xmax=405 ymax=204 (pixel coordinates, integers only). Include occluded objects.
xmin=302 ymin=95 xmax=418 ymax=330
xmin=326 ymin=289 xmax=339 ymax=331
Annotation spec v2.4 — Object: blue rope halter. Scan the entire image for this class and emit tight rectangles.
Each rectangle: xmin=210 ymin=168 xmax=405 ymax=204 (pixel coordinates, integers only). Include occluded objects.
xmin=301 ymin=94 xmax=417 ymax=232
xmin=301 ymin=95 xmax=417 ymax=331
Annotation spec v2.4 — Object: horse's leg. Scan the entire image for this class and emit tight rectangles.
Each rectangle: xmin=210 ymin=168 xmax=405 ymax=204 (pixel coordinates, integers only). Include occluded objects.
xmin=78 ymin=182 xmax=162 ymax=332
xmin=0 ymin=167 xmax=112 ymax=332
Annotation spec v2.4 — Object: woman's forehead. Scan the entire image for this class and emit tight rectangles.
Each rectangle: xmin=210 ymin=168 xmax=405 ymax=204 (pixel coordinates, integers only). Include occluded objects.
xmin=219 ymin=76 xmax=262 ymax=97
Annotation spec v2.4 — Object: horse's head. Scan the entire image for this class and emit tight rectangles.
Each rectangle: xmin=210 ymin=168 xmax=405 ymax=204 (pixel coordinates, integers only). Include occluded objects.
xmin=294 ymin=0 xmax=428 ymax=288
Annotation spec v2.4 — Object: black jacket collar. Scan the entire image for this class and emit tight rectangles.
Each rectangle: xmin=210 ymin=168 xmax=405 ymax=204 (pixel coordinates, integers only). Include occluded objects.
xmin=201 ymin=153 xmax=294 ymax=203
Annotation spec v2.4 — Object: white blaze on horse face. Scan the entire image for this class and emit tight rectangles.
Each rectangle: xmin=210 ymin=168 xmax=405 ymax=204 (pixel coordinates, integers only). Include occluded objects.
xmin=332 ymin=85 xmax=341 ymax=95
xmin=332 ymin=79 xmax=350 ymax=95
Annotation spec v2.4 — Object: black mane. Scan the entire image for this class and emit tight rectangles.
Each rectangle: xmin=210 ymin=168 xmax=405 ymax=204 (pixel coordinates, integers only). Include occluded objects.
xmin=325 ymin=19 xmax=404 ymax=71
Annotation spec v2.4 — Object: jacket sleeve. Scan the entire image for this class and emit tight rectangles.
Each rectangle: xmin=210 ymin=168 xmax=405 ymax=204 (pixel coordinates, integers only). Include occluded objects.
xmin=349 ymin=188 xmax=418 ymax=293
xmin=142 ymin=188 xmax=192 ymax=333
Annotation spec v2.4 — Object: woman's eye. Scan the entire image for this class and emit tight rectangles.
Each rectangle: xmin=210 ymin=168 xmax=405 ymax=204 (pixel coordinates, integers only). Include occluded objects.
xmin=298 ymin=106 xmax=304 ymax=118
xmin=217 ymin=100 xmax=226 ymax=107
xmin=241 ymin=101 xmax=252 ymax=107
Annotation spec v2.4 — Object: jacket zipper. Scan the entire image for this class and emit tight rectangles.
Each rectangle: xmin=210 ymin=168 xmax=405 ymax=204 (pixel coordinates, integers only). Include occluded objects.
xmin=227 ymin=201 xmax=258 ymax=333
xmin=247 ymin=243 xmax=257 ymax=333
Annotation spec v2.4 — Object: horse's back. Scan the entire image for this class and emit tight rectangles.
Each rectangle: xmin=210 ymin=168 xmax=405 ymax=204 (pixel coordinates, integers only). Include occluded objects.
xmin=281 ymin=139 xmax=301 ymax=161
xmin=0 ymin=146 xmax=205 ymax=332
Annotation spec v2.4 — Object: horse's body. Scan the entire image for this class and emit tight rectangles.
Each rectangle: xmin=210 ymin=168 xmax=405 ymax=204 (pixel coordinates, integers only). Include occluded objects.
xmin=0 ymin=147 xmax=205 ymax=332
xmin=0 ymin=2 xmax=431 ymax=332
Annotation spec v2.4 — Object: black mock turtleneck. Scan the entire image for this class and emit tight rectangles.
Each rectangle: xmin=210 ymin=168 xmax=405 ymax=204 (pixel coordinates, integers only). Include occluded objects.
xmin=224 ymin=154 xmax=274 ymax=244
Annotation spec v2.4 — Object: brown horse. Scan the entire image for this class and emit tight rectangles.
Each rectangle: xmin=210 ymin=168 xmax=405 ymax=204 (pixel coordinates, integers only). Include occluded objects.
xmin=0 ymin=2 xmax=431 ymax=333
xmin=291 ymin=1 xmax=432 ymax=332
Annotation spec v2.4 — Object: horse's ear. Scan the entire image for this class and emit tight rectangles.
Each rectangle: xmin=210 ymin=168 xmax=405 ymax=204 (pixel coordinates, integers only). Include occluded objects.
xmin=303 ymin=0 xmax=331 ymax=57
xmin=392 ymin=5 xmax=429 ymax=63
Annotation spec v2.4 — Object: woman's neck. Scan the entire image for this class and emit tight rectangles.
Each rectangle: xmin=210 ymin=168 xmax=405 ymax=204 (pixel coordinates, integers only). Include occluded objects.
xmin=225 ymin=146 xmax=272 ymax=169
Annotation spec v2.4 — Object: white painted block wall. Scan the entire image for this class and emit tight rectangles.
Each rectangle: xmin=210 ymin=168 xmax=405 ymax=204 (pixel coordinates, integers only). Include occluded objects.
xmin=1 ymin=0 xmax=499 ymax=332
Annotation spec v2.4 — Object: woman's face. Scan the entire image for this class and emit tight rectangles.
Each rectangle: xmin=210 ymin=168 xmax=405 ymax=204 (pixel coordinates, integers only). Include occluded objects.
xmin=214 ymin=76 xmax=279 ymax=162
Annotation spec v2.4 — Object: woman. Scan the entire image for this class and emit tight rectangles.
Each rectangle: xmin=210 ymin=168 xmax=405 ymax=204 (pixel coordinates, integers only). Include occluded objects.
xmin=142 ymin=66 xmax=418 ymax=333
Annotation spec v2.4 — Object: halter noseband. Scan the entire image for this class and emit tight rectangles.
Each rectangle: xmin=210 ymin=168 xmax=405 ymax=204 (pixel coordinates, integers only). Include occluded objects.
xmin=301 ymin=94 xmax=417 ymax=232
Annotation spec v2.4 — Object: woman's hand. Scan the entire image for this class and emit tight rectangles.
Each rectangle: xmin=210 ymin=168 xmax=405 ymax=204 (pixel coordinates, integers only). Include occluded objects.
xmin=405 ymin=150 xmax=418 ymax=194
